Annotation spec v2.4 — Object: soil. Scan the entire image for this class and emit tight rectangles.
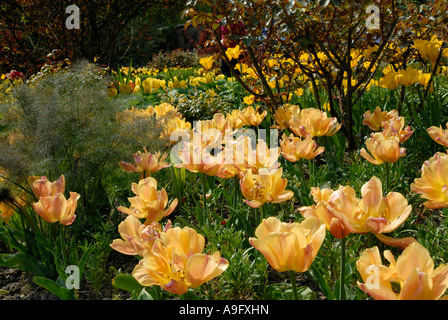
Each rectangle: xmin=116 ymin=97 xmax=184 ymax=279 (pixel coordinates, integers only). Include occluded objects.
xmin=0 ymin=246 xmax=326 ymax=300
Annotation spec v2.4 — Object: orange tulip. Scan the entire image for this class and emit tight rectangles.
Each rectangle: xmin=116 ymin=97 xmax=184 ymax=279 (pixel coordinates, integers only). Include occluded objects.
xmin=110 ymin=215 xmax=172 ymax=257
xmin=249 ymin=216 xmax=326 ymax=272
xmin=427 ymin=123 xmax=448 ymax=148
xmin=132 ymin=226 xmax=228 ymax=295
xmin=411 ymin=152 xmax=448 ymax=209
xmin=360 ymin=132 xmax=406 ymax=165
xmin=239 ymin=168 xmax=294 ymax=208
xmin=280 ymin=133 xmax=325 ymax=162
xmin=118 ymin=177 xmax=178 ymax=224
xmin=119 ymin=148 xmax=171 ymax=175
xmin=357 ymin=242 xmax=448 ymax=300
xmin=32 ymin=191 xmax=80 ymax=226
xmin=289 ymin=108 xmax=341 ymax=138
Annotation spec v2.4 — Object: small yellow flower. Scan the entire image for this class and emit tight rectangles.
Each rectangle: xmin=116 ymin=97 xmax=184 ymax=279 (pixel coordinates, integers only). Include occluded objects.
xmin=243 ymin=95 xmax=255 ymax=105
xmin=199 ymin=56 xmax=214 ymax=70
xmin=225 ymin=45 xmax=243 ymax=61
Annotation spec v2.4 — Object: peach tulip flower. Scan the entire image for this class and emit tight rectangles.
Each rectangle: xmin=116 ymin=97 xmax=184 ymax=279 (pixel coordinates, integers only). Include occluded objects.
xmin=28 ymin=175 xmax=65 ymax=198
xmin=299 ymin=177 xmax=415 ymax=248
xmin=249 ymin=216 xmax=326 ymax=273
xmin=32 ymin=191 xmax=80 ymax=226
xmin=225 ymin=109 xmax=245 ymax=130
xmin=118 ymin=177 xmax=178 ymax=225
xmin=119 ymin=148 xmax=170 ymax=176
xmin=362 ymin=107 xmax=398 ymax=132
xmin=411 ymin=152 xmax=448 ymax=209
xmin=132 ymin=226 xmax=228 ymax=295
xmin=381 ymin=117 xmax=413 ymax=143
xmin=239 ymin=168 xmax=294 ymax=208
xmin=289 ymin=108 xmax=341 ymax=138
xmin=110 ymin=215 xmax=171 ymax=257
xmin=356 ymin=242 xmax=448 ymax=300
xmin=280 ymin=133 xmax=325 ymax=162
xmin=360 ymin=132 xmax=406 ymax=165
xmin=271 ymin=104 xmax=300 ymax=130
xmin=175 ymin=141 xmax=224 ymax=176
xmin=427 ymin=123 xmax=448 ymax=148
xmin=239 ymin=106 xmax=267 ymax=127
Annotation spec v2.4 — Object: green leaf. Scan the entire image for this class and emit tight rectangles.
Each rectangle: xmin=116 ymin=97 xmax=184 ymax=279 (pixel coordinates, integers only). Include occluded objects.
xmin=137 ymin=288 xmax=153 ymax=300
xmin=33 ymin=276 xmax=76 ymax=300
xmin=297 ymin=286 xmax=317 ymax=300
xmin=112 ymin=274 xmax=144 ymax=295
xmin=0 ymin=253 xmax=48 ymax=277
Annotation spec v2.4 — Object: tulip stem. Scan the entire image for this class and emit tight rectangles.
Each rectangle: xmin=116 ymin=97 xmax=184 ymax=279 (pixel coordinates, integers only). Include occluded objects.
xmin=384 ymin=162 xmax=390 ymax=192
xmin=289 ymin=271 xmax=300 ymax=300
xmin=200 ymin=173 xmax=208 ymax=215
xmin=233 ymin=175 xmax=239 ymax=211
xmin=339 ymin=237 xmax=347 ymax=300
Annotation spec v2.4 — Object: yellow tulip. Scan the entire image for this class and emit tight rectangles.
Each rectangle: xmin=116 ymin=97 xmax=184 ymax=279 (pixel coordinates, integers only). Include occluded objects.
xmin=360 ymin=132 xmax=406 ymax=165
xmin=397 ymin=67 xmax=419 ymax=86
xmin=249 ymin=216 xmax=326 ymax=272
xmin=289 ymin=108 xmax=341 ymax=138
xmin=280 ymin=133 xmax=325 ymax=162
xmin=243 ymin=95 xmax=255 ymax=105
xmin=427 ymin=123 xmax=448 ymax=148
xmin=199 ymin=56 xmax=214 ymax=70
xmin=110 ymin=215 xmax=171 ymax=257
xmin=225 ymin=45 xmax=243 ymax=61
xmin=132 ymin=226 xmax=228 ymax=295
xmin=356 ymin=242 xmax=448 ymax=300
xmin=411 ymin=152 xmax=448 ymax=209
xmin=118 ymin=177 xmax=178 ymax=224
xmin=379 ymin=67 xmax=400 ymax=90
xmin=119 ymin=148 xmax=171 ymax=176
xmin=413 ymin=38 xmax=443 ymax=66
xmin=239 ymin=168 xmax=294 ymax=208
